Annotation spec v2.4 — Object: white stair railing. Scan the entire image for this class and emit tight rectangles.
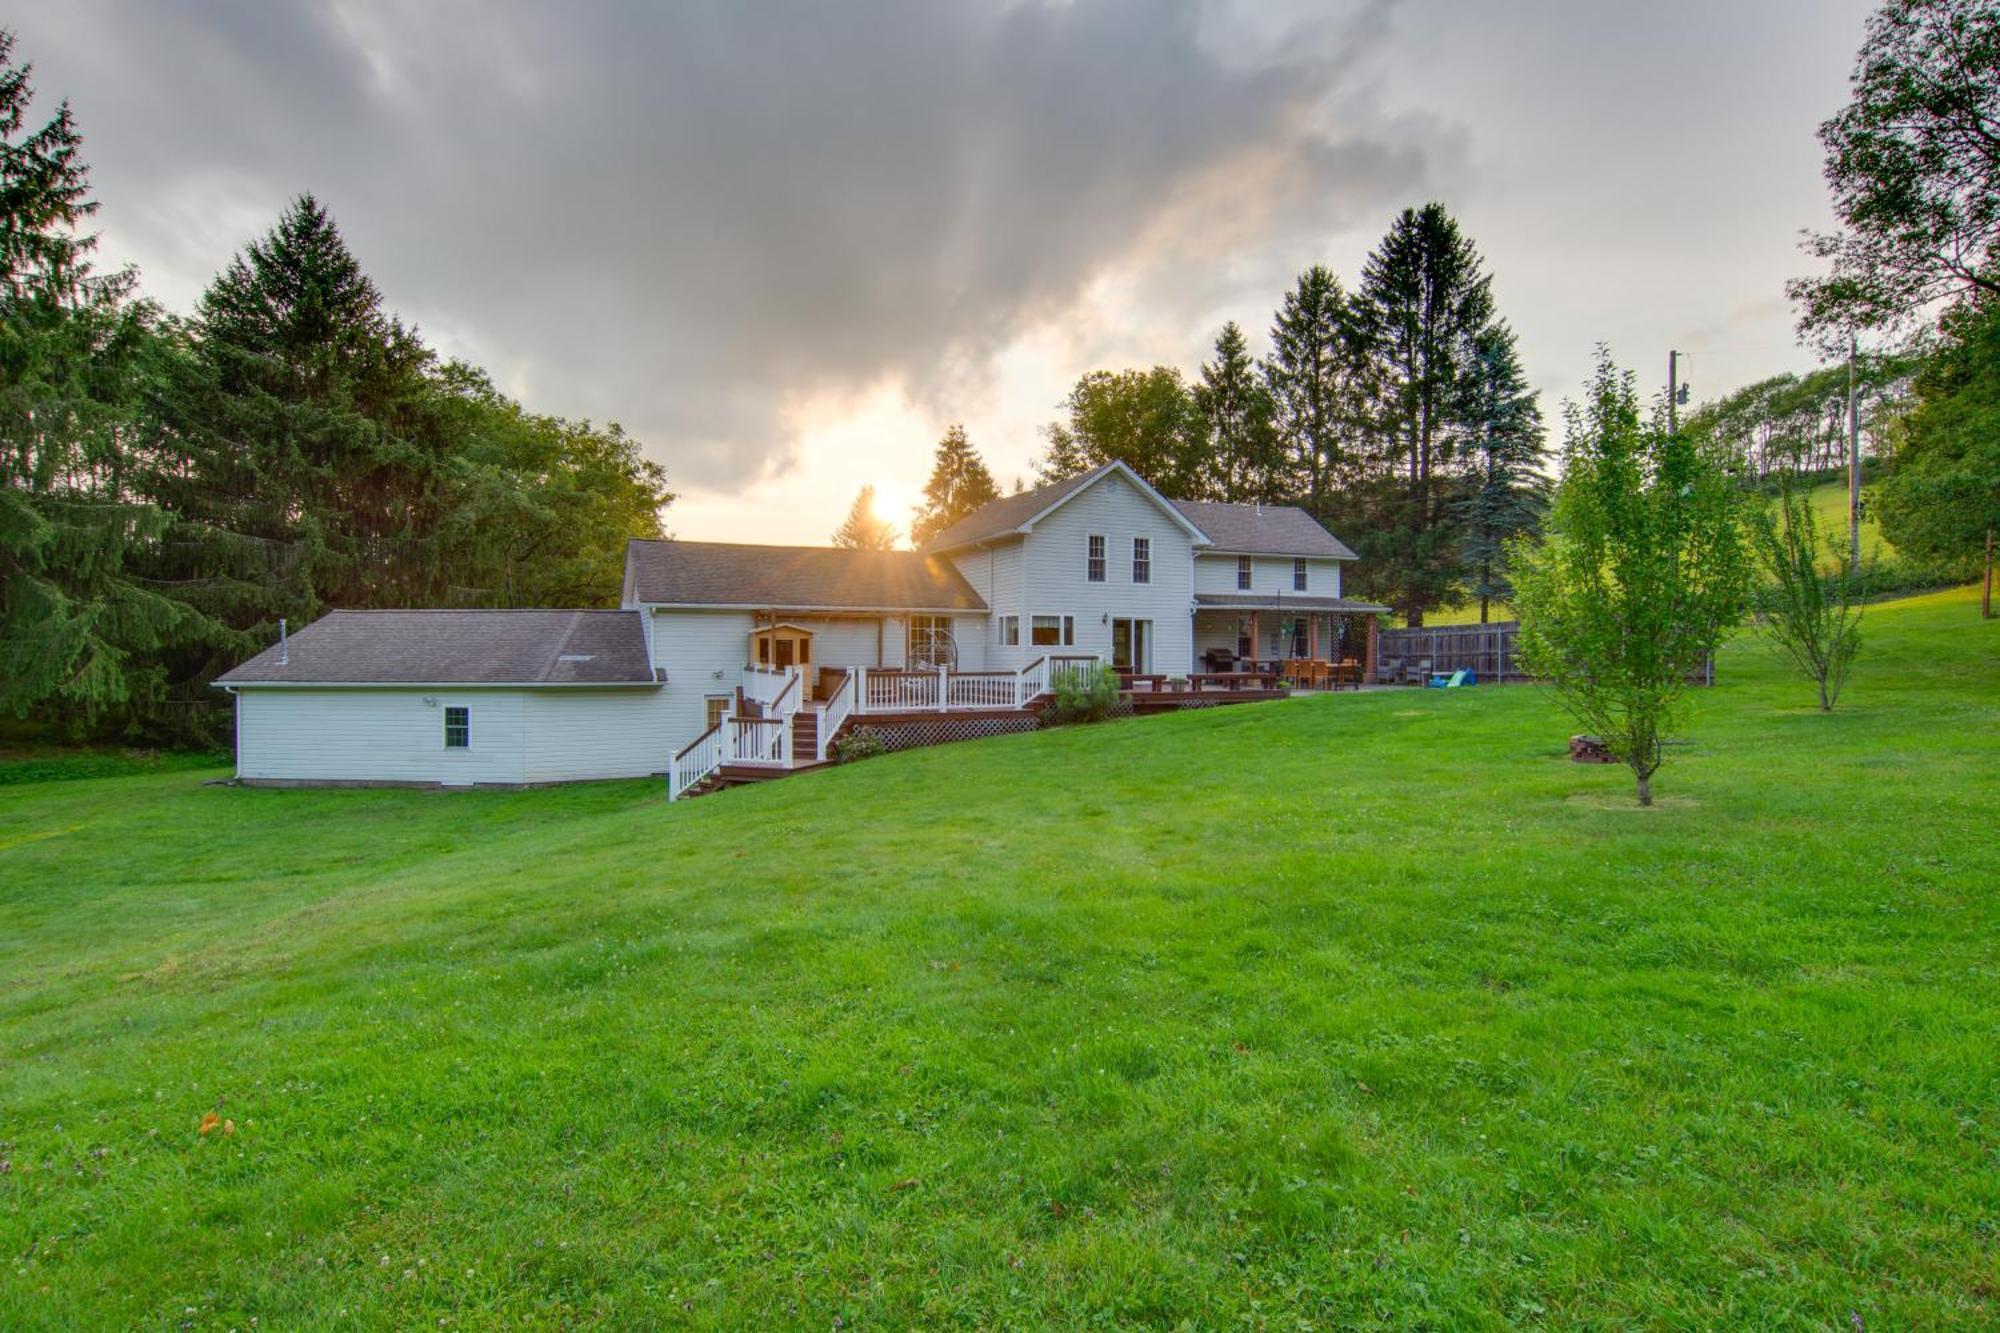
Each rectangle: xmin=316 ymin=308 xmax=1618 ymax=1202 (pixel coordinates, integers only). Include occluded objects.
xmin=817 ymin=669 xmax=856 ymax=762
xmin=667 ymin=719 xmax=727 ymax=801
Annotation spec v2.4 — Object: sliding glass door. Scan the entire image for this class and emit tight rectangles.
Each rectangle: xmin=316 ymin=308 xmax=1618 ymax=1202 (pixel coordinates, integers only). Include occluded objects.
xmin=1111 ymin=618 xmax=1152 ymax=672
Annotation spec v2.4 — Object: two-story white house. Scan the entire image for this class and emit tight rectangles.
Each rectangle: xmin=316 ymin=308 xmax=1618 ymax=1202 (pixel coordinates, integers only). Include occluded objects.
xmin=215 ymin=461 xmax=1384 ymax=793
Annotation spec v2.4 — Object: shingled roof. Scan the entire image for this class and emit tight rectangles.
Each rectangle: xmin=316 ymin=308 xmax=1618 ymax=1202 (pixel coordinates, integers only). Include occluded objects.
xmin=625 ymin=540 xmax=986 ymax=611
xmin=215 ymin=609 xmax=656 ymax=686
xmin=920 ymin=464 xmax=1114 ymax=552
xmin=1168 ymin=500 xmax=1358 ymax=559
xmin=920 ymin=460 xmax=1357 ymax=560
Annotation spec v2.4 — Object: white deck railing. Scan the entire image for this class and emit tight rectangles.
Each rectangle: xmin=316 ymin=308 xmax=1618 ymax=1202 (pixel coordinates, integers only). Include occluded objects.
xmin=817 ymin=669 xmax=856 ymax=762
xmin=672 ymin=655 xmax=1101 ymax=799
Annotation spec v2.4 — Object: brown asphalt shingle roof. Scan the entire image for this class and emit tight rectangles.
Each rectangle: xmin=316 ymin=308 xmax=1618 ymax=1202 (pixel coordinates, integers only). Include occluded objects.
xmin=215 ymin=609 xmax=656 ymax=685
xmin=920 ymin=464 xmax=1115 ymax=552
xmin=919 ymin=460 xmax=1358 ymax=559
xmin=625 ymin=540 xmax=986 ymax=611
xmin=1169 ymin=500 xmax=1358 ymax=559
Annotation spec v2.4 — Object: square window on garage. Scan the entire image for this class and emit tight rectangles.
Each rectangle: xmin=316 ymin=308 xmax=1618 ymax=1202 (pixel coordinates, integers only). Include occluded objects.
xmin=444 ymin=705 xmax=470 ymax=749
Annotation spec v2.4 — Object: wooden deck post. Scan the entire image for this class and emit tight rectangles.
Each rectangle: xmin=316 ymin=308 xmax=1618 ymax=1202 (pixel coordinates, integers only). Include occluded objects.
xmin=1249 ymin=611 xmax=1260 ymax=663
xmin=1365 ymin=615 xmax=1379 ymax=682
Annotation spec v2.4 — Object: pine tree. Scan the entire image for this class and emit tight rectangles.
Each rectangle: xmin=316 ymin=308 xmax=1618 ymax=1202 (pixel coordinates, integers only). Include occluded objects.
xmin=1358 ymin=204 xmax=1506 ymax=624
xmin=910 ymin=424 xmax=1000 ymax=546
xmin=1263 ymin=266 xmax=1369 ymax=513
xmin=1454 ymin=322 xmax=1547 ymax=621
xmin=831 ymin=485 xmax=899 ymax=550
xmin=1194 ymin=322 xmax=1283 ymax=502
xmin=146 ymin=195 xmax=459 ymax=638
xmin=0 ymin=32 xmax=210 ymax=733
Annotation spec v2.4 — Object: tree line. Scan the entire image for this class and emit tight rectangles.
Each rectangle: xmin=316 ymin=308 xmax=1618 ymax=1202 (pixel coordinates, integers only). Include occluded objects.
xmin=885 ymin=204 xmax=1550 ymax=627
xmin=0 ymin=34 xmax=673 ymax=744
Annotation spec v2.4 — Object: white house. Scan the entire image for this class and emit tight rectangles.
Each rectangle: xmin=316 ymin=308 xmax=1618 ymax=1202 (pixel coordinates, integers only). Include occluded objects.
xmin=215 ymin=461 xmax=1384 ymax=794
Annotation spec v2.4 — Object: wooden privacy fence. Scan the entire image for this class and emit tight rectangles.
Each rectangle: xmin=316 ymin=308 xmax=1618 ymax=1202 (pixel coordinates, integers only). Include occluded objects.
xmin=1378 ymin=621 xmax=1527 ymax=682
xmin=1376 ymin=620 xmax=1715 ymax=685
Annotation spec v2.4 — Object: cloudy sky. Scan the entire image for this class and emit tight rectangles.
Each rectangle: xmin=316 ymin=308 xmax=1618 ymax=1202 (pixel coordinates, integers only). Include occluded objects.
xmin=21 ymin=0 xmax=1875 ymax=543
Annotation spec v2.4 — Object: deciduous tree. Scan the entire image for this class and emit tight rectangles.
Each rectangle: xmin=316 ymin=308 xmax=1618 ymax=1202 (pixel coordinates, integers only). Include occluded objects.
xmin=1745 ymin=469 xmax=1868 ymax=710
xmin=1790 ymin=0 xmax=2000 ymax=339
xmin=1512 ymin=351 xmax=1750 ymax=806
xmin=1033 ymin=367 xmax=1208 ymax=498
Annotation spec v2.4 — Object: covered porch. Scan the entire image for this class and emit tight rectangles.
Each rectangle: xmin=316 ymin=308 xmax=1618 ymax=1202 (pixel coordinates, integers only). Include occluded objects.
xmin=1190 ymin=593 xmax=1389 ymax=687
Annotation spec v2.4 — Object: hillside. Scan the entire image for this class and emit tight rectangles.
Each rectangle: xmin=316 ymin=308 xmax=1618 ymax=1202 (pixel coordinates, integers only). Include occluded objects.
xmin=3 ymin=588 xmax=1996 ymax=1328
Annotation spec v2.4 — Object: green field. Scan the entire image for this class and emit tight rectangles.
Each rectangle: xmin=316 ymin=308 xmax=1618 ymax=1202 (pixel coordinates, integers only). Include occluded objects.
xmin=3 ymin=588 xmax=1996 ymax=1328
xmin=1422 ymin=481 xmax=1889 ymax=626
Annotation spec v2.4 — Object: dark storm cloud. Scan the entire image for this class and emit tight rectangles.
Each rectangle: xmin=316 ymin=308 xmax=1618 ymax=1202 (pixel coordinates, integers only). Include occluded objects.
xmin=22 ymin=1 xmax=1441 ymax=487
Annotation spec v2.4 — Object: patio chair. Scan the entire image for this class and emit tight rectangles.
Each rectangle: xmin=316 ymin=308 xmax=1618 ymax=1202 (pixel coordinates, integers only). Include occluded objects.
xmin=1425 ymin=669 xmax=1471 ymax=689
xmin=1375 ymin=656 xmax=1402 ymax=685
xmin=1408 ymin=658 xmax=1431 ymax=685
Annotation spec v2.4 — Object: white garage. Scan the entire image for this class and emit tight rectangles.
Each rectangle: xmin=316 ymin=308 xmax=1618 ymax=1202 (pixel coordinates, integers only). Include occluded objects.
xmin=215 ymin=609 xmax=670 ymax=787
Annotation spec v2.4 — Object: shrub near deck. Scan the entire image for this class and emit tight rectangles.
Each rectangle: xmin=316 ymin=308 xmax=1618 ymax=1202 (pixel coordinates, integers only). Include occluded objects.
xmin=1 ymin=588 xmax=1995 ymax=1328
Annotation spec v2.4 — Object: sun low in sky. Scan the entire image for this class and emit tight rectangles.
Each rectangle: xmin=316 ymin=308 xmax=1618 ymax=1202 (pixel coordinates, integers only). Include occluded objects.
xmin=20 ymin=0 xmax=1879 ymax=545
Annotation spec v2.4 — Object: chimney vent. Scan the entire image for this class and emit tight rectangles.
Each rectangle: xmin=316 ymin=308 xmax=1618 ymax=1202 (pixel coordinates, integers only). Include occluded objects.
xmin=278 ymin=618 xmax=289 ymax=666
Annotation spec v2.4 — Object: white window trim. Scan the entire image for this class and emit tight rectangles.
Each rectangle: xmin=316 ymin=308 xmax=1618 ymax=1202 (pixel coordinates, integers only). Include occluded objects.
xmin=1132 ymin=536 xmax=1151 ymax=584
xmin=999 ymin=615 xmax=1020 ymax=646
xmin=1237 ymin=555 xmax=1253 ymax=591
xmin=443 ymin=705 xmax=470 ymax=750
xmin=1086 ymin=533 xmax=1106 ymax=583
xmin=1293 ymin=558 xmax=1308 ymax=592
xmin=1029 ymin=612 xmax=1076 ymax=648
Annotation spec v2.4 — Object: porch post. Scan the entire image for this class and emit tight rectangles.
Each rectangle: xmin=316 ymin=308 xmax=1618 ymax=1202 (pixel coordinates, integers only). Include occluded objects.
xmin=1365 ymin=615 xmax=1379 ymax=684
xmin=1308 ymin=613 xmax=1319 ymax=660
xmin=1249 ymin=611 xmax=1260 ymax=664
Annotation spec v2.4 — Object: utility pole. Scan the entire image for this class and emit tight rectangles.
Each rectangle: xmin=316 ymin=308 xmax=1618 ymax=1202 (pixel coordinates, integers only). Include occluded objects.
xmin=1668 ymin=350 xmax=1680 ymax=433
xmin=1847 ymin=333 xmax=1862 ymax=576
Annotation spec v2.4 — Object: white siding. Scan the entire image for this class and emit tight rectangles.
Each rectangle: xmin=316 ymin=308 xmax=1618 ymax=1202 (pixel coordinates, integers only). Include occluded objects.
xmin=950 ymin=542 xmax=1026 ymax=671
xmin=1017 ymin=471 xmax=1197 ymax=674
xmin=650 ymin=608 xmax=758 ymax=748
xmin=1195 ymin=554 xmax=1344 ymax=598
xmin=520 ymin=689 xmax=677 ymax=783
xmin=235 ymin=688 xmax=530 ymax=785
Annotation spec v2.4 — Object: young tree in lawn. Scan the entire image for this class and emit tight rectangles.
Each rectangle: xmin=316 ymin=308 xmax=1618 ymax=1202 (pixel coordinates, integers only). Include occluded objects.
xmin=1033 ymin=367 xmax=1208 ymax=497
xmin=1511 ymin=351 xmax=1750 ymax=806
xmin=831 ymin=484 xmax=899 ymax=550
xmin=1264 ymin=265 xmax=1369 ymax=513
xmin=1874 ymin=294 xmax=2000 ymax=615
xmin=1359 ymin=204 xmax=1504 ymax=625
xmin=0 ymin=33 xmax=211 ymax=732
xmin=909 ymin=424 xmax=999 ymax=546
xmin=1454 ymin=322 xmax=1547 ymax=622
xmin=1745 ymin=469 xmax=1868 ymax=710
xmin=1194 ymin=321 xmax=1284 ymax=503
xmin=1790 ymin=0 xmax=2000 ymax=340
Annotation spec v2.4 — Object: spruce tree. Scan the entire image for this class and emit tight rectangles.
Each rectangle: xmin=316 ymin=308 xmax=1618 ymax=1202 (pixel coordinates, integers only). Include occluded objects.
xmin=1264 ymin=266 xmax=1371 ymax=514
xmin=1194 ymin=322 xmax=1283 ymax=502
xmin=910 ymin=424 xmax=999 ymax=546
xmin=0 ymin=33 xmax=209 ymax=733
xmin=831 ymin=485 xmax=899 ymax=550
xmin=1358 ymin=203 xmax=1508 ymax=624
xmin=1455 ymin=322 xmax=1548 ymax=622
xmin=147 ymin=195 xmax=458 ymax=639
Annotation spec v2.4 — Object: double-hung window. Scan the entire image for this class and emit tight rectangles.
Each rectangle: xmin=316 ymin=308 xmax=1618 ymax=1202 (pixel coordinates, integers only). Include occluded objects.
xmin=1132 ymin=537 xmax=1151 ymax=584
xmin=999 ymin=615 xmax=1020 ymax=646
xmin=1086 ymin=534 xmax=1106 ymax=582
xmin=1293 ymin=558 xmax=1308 ymax=591
xmin=1236 ymin=556 xmax=1253 ymax=591
xmin=443 ymin=706 xmax=470 ymax=749
xmin=1030 ymin=614 xmax=1074 ymax=647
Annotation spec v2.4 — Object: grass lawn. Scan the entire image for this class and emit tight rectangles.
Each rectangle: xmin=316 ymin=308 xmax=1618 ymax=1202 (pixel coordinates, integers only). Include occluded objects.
xmin=3 ymin=588 xmax=1996 ymax=1329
